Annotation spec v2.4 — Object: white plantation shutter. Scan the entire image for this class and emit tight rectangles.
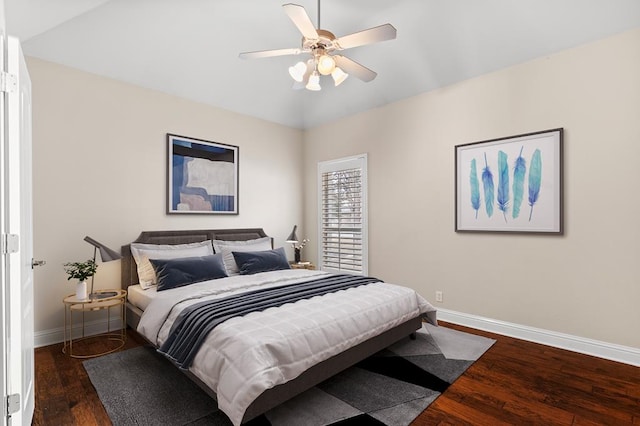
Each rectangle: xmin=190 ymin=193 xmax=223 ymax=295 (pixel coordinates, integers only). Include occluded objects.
xmin=318 ymin=155 xmax=368 ymax=275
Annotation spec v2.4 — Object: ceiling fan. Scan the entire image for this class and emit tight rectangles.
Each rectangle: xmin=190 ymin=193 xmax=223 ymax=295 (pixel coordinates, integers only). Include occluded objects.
xmin=239 ymin=1 xmax=397 ymax=91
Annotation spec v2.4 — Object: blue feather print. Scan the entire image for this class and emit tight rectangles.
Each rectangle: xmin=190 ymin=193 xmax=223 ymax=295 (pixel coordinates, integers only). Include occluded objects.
xmin=469 ymin=159 xmax=480 ymax=219
xmin=528 ymin=149 xmax=542 ymax=221
xmin=497 ymin=151 xmax=509 ymax=223
xmin=481 ymin=153 xmax=494 ymax=217
xmin=512 ymin=146 xmax=526 ymax=219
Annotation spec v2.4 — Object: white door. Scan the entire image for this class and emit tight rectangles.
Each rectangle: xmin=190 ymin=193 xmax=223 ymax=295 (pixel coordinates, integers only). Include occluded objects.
xmin=4 ymin=36 xmax=34 ymax=426
xmin=0 ymin=2 xmax=7 ymax=423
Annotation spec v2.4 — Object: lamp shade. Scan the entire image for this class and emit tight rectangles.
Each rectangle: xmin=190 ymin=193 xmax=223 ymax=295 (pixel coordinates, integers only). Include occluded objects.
xmin=306 ymin=71 xmax=321 ymax=91
xmin=331 ymin=67 xmax=349 ymax=86
xmin=84 ymin=236 xmax=122 ymax=262
xmin=317 ymin=54 xmax=336 ymax=75
xmin=288 ymin=61 xmax=307 ymax=82
xmin=286 ymin=225 xmax=299 ymax=243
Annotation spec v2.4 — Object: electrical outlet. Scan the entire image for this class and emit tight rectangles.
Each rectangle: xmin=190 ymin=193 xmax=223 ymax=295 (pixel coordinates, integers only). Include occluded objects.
xmin=435 ymin=291 xmax=443 ymax=303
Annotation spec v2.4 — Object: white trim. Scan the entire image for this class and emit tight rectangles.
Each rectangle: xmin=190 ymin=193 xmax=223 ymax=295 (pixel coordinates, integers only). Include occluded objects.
xmin=34 ymin=317 xmax=123 ymax=348
xmin=36 ymin=308 xmax=640 ymax=367
xmin=437 ymin=308 xmax=640 ymax=367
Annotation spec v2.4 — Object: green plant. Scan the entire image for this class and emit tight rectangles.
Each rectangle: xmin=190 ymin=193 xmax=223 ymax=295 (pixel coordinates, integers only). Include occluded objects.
xmin=63 ymin=259 xmax=97 ymax=282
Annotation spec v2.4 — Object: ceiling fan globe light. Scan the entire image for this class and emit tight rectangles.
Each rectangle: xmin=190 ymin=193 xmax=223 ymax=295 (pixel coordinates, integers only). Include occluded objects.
xmin=288 ymin=61 xmax=307 ymax=82
xmin=306 ymin=71 xmax=321 ymax=91
xmin=317 ymin=54 xmax=336 ymax=75
xmin=332 ymin=67 xmax=349 ymax=86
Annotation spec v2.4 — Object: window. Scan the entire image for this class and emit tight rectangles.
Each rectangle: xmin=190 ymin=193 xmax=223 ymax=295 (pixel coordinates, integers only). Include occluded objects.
xmin=318 ymin=154 xmax=368 ymax=275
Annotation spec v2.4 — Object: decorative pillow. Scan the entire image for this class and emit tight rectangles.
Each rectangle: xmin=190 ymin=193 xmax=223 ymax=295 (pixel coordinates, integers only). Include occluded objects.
xmin=212 ymin=237 xmax=272 ymax=276
xmin=150 ymin=254 xmax=227 ymax=291
xmin=232 ymin=247 xmax=291 ymax=275
xmin=130 ymin=240 xmax=214 ymax=289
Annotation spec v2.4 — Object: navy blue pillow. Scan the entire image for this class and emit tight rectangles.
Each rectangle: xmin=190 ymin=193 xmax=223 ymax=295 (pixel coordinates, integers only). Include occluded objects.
xmin=150 ymin=254 xmax=228 ymax=291
xmin=232 ymin=247 xmax=291 ymax=275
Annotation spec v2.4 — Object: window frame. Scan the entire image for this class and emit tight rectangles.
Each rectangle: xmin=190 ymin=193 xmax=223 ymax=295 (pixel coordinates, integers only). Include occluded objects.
xmin=317 ymin=154 xmax=368 ymax=276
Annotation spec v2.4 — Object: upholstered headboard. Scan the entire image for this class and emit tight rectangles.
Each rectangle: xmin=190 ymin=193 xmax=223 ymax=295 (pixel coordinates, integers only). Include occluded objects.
xmin=120 ymin=228 xmax=270 ymax=289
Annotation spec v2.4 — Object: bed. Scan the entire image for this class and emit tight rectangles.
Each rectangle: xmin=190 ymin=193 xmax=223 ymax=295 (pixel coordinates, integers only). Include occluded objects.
xmin=121 ymin=228 xmax=436 ymax=425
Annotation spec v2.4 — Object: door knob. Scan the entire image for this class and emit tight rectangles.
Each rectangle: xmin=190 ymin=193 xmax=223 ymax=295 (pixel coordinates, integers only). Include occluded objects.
xmin=31 ymin=259 xmax=46 ymax=268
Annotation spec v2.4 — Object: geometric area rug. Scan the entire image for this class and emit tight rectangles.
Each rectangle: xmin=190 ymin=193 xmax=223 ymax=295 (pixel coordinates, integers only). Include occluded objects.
xmin=83 ymin=323 xmax=495 ymax=426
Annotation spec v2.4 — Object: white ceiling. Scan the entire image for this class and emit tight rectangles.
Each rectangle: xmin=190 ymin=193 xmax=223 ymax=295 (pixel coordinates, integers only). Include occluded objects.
xmin=7 ymin=0 xmax=640 ymax=129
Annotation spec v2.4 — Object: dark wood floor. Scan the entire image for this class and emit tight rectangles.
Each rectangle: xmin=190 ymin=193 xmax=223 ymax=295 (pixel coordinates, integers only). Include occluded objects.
xmin=33 ymin=323 xmax=639 ymax=425
xmin=414 ymin=323 xmax=640 ymax=425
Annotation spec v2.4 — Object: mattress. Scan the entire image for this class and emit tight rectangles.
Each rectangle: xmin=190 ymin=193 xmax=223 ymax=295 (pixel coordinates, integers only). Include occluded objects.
xmin=127 ymin=284 xmax=157 ymax=311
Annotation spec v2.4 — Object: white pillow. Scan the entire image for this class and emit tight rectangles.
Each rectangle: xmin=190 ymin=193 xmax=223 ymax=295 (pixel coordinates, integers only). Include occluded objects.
xmin=130 ymin=240 xmax=214 ymax=289
xmin=212 ymin=237 xmax=272 ymax=276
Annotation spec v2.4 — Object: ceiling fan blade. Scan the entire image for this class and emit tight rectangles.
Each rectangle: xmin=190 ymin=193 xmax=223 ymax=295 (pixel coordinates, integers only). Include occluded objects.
xmin=333 ymin=55 xmax=377 ymax=82
xmin=239 ymin=48 xmax=302 ymax=59
xmin=335 ymin=24 xmax=397 ymax=50
xmin=283 ymin=3 xmax=318 ymax=40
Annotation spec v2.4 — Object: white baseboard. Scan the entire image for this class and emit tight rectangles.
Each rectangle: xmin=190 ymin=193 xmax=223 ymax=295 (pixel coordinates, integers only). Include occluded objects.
xmin=35 ymin=317 xmax=124 ymax=348
xmin=437 ymin=308 xmax=640 ymax=367
xmin=36 ymin=309 xmax=639 ymax=367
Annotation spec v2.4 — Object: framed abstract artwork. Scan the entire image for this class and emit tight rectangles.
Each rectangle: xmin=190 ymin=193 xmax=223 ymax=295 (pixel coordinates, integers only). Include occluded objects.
xmin=167 ymin=134 xmax=239 ymax=214
xmin=455 ymin=128 xmax=563 ymax=234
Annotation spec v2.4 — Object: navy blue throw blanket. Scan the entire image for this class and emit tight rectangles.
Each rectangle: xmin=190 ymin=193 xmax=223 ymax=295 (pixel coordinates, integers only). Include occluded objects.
xmin=159 ymin=274 xmax=381 ymax=369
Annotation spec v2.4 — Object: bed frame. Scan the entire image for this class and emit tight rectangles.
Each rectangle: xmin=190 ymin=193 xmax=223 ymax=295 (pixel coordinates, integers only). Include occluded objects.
xmin=121 ymin=228 xmax=423 ymax=423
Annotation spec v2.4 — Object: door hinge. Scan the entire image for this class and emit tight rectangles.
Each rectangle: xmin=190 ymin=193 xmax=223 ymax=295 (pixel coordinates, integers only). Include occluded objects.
xmin=6 ymin=393 xmax=20 ymax=416
xmin=0 ymin=71 xmax=17 ymax=93
xmin=2 ymin=234 xmax=20 ymax=254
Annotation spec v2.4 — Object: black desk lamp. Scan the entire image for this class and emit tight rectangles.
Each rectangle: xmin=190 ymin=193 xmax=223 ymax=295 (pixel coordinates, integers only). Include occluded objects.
xmin=84 ymin=236 xmax=122 ymax=299
xmin=286 ymin=225 xmax=301 ymax=263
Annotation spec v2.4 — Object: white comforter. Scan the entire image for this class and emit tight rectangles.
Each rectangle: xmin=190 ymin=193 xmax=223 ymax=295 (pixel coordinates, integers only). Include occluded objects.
xmin=137 ymin=269 xmax=436 ymax=425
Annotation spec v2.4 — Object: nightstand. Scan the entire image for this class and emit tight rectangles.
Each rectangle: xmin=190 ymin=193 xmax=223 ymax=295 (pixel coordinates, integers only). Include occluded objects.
xmin=290 ymin=262 xmax=316 ymax=270
xmin=62 ymin=289 xmax=127 ymax=358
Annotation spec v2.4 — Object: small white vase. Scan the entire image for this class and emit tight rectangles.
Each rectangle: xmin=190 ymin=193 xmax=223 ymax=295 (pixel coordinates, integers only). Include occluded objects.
xmin=76 ymin=280 xmax=88 ymax=300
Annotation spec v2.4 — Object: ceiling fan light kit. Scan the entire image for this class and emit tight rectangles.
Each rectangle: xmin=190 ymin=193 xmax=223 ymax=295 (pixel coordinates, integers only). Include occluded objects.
xmin=239 ymin=2 xmax=397 ymax=92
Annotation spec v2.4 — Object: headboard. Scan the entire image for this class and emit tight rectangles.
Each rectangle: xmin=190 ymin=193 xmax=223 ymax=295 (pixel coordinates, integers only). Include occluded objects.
xmin=121 ymin=228 xmax=270 ymax=289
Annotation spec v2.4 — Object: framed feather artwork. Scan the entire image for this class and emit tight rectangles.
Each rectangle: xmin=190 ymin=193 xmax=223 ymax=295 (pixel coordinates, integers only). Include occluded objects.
xmin=455 ymin=128 xmax=563 ymax=234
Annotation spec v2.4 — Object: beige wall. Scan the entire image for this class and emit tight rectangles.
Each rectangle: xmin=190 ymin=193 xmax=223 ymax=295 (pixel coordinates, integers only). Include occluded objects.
xmin=29 ymin=58 xmax=303 ymax=338
xmin=29 ymin=28 xmax=640 ymax=350
xmin=303 ymin=29 xmax=640 ymax=349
